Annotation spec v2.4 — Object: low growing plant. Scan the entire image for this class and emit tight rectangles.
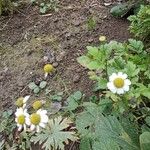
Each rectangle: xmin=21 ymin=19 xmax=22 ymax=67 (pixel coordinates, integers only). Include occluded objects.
xmin=75 ymin=38 xmax=150 ymax=149
xmin=128 ymin=5 xmax=150 ymax=42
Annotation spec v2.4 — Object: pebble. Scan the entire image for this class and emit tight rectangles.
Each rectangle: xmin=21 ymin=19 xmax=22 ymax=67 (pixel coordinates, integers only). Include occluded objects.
xmin=73 ymin=74 xmax=80 ymax=83
xmin=52 ymin=62 xmax=59 ymax=67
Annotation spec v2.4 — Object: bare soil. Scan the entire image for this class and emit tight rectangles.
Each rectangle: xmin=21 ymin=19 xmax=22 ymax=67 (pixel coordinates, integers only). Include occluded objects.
xmin=0 ymin=0 xmax=130 ymax=111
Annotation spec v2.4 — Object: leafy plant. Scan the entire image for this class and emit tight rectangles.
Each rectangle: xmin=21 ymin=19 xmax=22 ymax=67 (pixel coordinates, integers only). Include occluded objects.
xmin=31 ymin=0 xmax=59 ymax=14
xmin=87 ymin=16 xmax=96 ymax=30
xmin=31 ymin=116 xmax=78 ymax=150
xmin=28 ymin=81 xmax=47 ymax=94
xmin=128 ymin=5 xmax=150 ymax=41
xmin=0 ymin=0 xmax=14 ymax=15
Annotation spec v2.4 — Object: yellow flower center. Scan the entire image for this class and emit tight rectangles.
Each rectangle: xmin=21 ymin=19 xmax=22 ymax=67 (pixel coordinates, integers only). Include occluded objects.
xmin=30 ymin=113 xmax=41 ymax=125
xmin=33 ymin=100 xmax=42 ymax=110
xmin=113 ymin=78 xmax=124 ymax=88
xmin=17 ymin=115 xmax=25 ymax=124
xmin=15 ymin=97 xmax=24 ymax=107
xmin=44 ymin=64 xmax=54 ymax=73
xmin=99 ymin=36 xmax=106 ymax=42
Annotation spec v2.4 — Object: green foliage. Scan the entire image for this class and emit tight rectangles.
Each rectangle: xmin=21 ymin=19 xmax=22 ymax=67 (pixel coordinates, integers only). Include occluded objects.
xmin=140 ymin=132 xmax=150 ymax=150
xmin=28 ymin=81 xmax=47 ymax=94
xmin=0 ymin=0 xmax=13 ymax=15
xmin=31 ymin=0 xmax=59 ymax=14
xmin=76 ymin=103 xmax=141 ymax=150
xmin=31 ymin=116 xmax=78 ymax=150
xmin=87 ymin=16 xmax=96 ymax=30
xmin=128 ymin=5 xmax=150 ymax=41
xmin=66 ymin=91 xmax=83 ymax=111
xmin=77 ymin=39 xmax=150 ymax=113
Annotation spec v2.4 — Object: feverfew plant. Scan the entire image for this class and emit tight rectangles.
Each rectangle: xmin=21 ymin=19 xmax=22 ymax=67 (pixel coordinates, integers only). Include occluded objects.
xmin=77 ymin=38 xmax=150 ymax=113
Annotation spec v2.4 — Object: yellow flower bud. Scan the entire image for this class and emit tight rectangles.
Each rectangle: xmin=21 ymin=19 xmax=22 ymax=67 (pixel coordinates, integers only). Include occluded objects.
xmin=99 ymin=36 xmax=106 ymax=42
xmin=32 ymin=100 xmax=42 ymax=110
xmin=15 ymin=97 xmax=24 ymax=107
xmin=44 ymin=64 xmax=54 ymax=73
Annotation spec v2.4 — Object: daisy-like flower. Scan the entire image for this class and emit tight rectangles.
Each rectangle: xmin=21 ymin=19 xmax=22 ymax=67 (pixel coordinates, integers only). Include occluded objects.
xmin=44 ymin=64 xmax=54 ymax=78
xmin=15 ymin=95 xmax=30 ymax=108
xmin=15 ymin=108 xmax=30 ymax=131
xmin=107 ymin=72 xmax=131 ymax=94
xmin=27 ymin=109 xmax=48 ymax=132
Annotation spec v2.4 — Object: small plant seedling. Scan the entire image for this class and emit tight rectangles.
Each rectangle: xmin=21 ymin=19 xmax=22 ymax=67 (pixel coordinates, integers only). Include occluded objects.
xmin=28 ymin=81 xmax=47 ymax=94
xmin=87 ymin=16 xmax=96 ymax=30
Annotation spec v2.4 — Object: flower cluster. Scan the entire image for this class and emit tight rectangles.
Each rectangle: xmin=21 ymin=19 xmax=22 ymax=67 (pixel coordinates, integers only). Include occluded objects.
xmin=15 ymin=97 xmax=48 ymax=132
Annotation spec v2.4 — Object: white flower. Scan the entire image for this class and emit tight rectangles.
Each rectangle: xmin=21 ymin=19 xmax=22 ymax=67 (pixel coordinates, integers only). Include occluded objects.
xmin=15 ymin=95 xmax=30 ymax=108
xmin=27 ymin=109 xmax=48 ymax=132
xmin=15 ymin=108 xmax=30 ymax=131
xmin=107 ymin=72 xmax=131 ymax=94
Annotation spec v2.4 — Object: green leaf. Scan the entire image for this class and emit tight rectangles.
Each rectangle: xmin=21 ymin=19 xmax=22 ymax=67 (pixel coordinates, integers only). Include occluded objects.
xmin=145 ymin=116 xmax=150 ymax=126
xmin=33 ymin=87 xmax=40 ymax=94
xmin=77 ymin=56 xmax=91 ymax=68
xmin=39 ymin=81 xmax=47 ymax=89
xmin=128 ymin=39 xmax=144 ymax=53
xmin=87 ymin=46 xmax=99 ymax=57
xmin=87 ymin=61 xmax=100 ymax=70
xmin=73 ymin=91 xmax=82 ymax=100
xmin=31 ymin=116 xmax=78 ymax=150
xmin=80 ymin=137 xmax=92 ymax=150
xmin=110 ymin=4 xmax=130 ymax=17
xmin=140 ymin=132 xmax=150 ymax=150
xmin=28 ymin=82 xmax=37 ymax=90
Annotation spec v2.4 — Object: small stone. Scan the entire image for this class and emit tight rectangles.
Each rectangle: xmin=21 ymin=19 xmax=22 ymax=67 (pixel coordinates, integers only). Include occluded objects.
xmin=52 ymin=62 xmax=59 ymax=67
xmin=73 ymin=74 xmax=80 ymax=83
xmin=76 ymin=68 xmax=82 ymax=73
xmin=0 ymin=76 xmax=4 ymax=81
xmin=88 ymin=38 xmax=94 ymax=43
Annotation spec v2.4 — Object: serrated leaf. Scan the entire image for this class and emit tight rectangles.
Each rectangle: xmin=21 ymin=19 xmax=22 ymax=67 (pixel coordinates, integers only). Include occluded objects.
xmin=31 ymin=116 xmax=78 ymax=150
xmin=39 ymin=81 xmax=47 ymax=89
xmin=80 ymin=137 xmax=91 ymax=150
xmin=77 ymin=56 xmax=91 ymax=68
xmin=87 ymin=46 xmax=99 ymax=57
xmin=28 ymin=82 xmax=37 ymax=90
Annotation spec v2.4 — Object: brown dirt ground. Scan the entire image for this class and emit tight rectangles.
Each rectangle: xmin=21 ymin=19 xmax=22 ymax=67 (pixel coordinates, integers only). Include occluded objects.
xmin=0 ymin=0 xmax=130 ymax=111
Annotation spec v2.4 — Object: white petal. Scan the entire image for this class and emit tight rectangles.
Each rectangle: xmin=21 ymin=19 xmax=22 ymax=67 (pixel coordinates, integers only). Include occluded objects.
xmin=24 ymin=124 xmax=27 ymax=131
xmin=123 ymin=85 xmax=129 ymax=92
xmin=111 ymin=88 xmax=117 ymax=93
xmin=41 ymin=115 xmax=48 ymax=123
xmin=45 ymin=73 xmax=48 ymax=78
xmin=125 ymin=79 xmax=131 ymax=85
xmin=39 ymin=122 xmax=46 ymax=128
xmin=25 ymin=117 xmax=31 ymax=126
xmin=30 ymin=124 xmax=35 ymax=131
xmin=107 ymin=82 xmax=115 ymax=90
xmin=15 ymin=108 xmax=24 ymax=116
xmin=36 ymin=126 xmax=40 ymax=132
xmin=122 ymin=73 xmax=127 ymax=79
xmin=23 ymin=95 xmax=30 ymax=103
xmin=23 ymin=104 xmax=26 ymax=109
xmin=41 ymin=110 xmax=47 ymax=115
xmin=15 ymin=118 xmax=18 ymax=123
xmin=37 ymin=109 xmax=42 ymax=114
xmin=18 ymin=125 xmax=22 ymax=131
xmin=116 ymin=89 xmax=124 ymax=94
xmin=118 ymin=72 xmax=123 ymax=76
xmin=109 ymin=73 xmax=117 ymax=81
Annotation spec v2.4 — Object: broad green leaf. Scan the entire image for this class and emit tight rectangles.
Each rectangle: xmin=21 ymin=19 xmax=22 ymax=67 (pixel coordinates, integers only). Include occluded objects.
xmin=145 ymin=116 xmax=150 ymax=126
xmin=39 ymin=81 xmax=47 ymax=89
xmin=87 ymin=46 xmax=99 ymax=57
xmin=33 ymin=87 xmax=40 ymax=94
xmin=140 ymin=132 xmax=150 ymax=150
xmin=73 ymin=91 xmax=82 ymax=100
xmin=28 ymin=82 xmax=37 ymax=90
xmin=77 ymin=56 xmax=91 ymax=68
xmin=87 ymin=61 xmax=101 ymax=70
